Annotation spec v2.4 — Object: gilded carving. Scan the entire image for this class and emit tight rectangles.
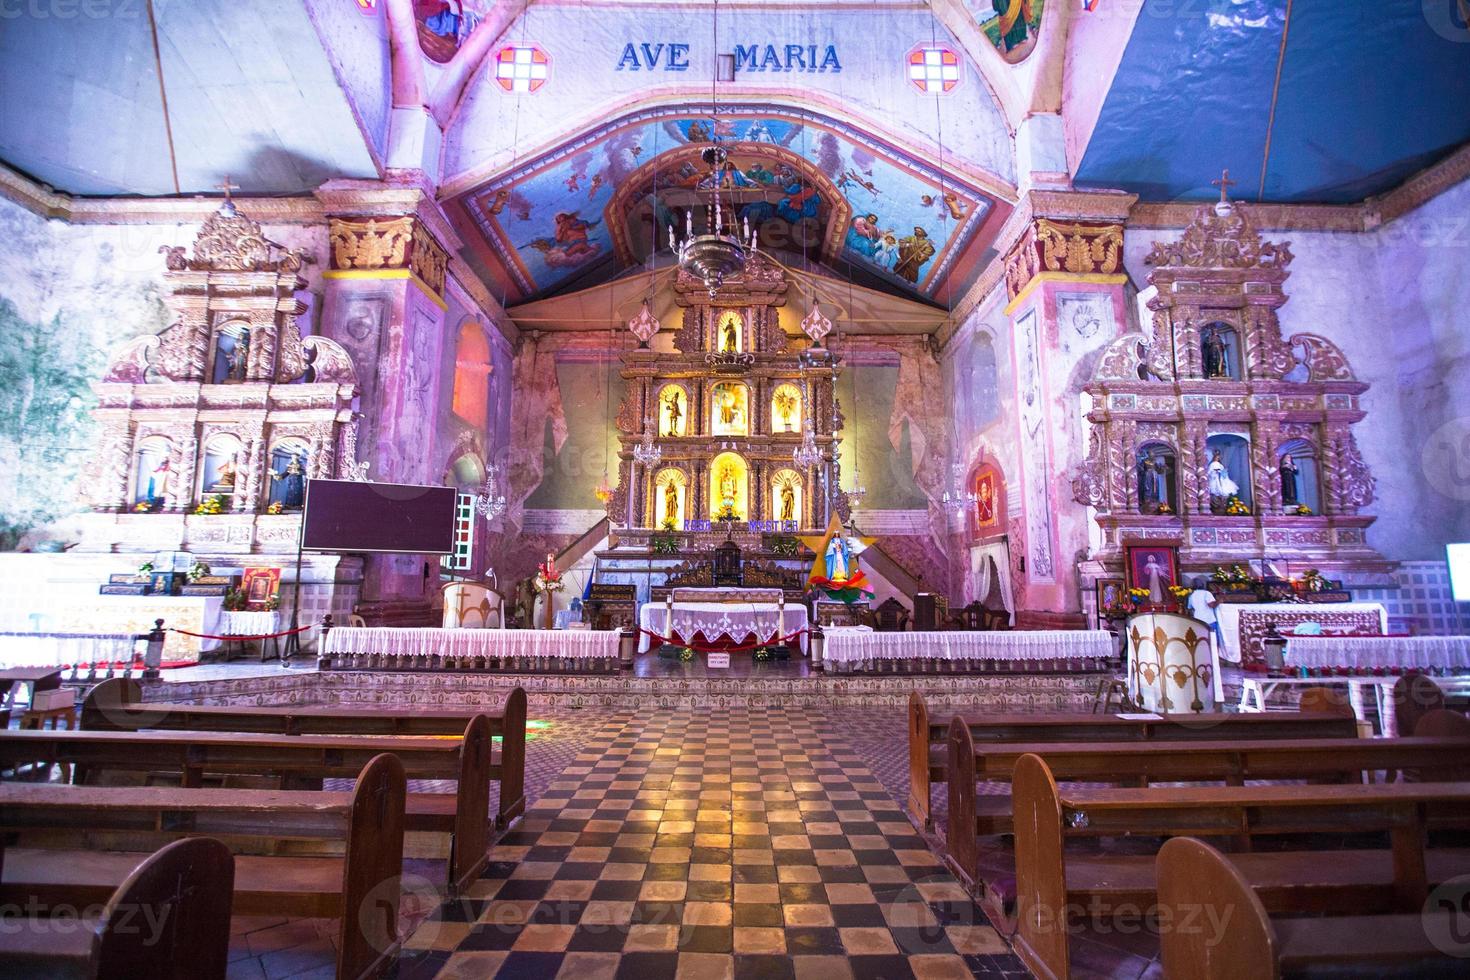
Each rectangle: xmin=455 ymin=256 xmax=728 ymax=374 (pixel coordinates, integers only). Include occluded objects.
xmin=409 ymin=220 xmax=449 ymax=298
xmin=328 ymin=217 xmax=414 ymax=270
xmin=1144 ymin=202 xmax=1293 ymax=271
xmin=1035 ymin=220 xmax=1123 ymax=275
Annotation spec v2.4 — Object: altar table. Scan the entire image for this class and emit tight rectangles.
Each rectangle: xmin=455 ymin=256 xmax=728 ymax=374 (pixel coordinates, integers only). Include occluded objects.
xmin=1214 ymin=601 xmax=1388 ymax=670
xmin=637 ymin=601 xmax=809 ymax=654
xmin=821 ymin=627 xmax=1114 ymax=668
xmin=1284 ymin=634 xmax=1470 ymax=674
xmin=0 ymin=632 xmax=140 ymax=670
xmin=321 ymin=627 xmax=618 ymax=666
xmin=45 ymin=594 xmax=227 ymax=662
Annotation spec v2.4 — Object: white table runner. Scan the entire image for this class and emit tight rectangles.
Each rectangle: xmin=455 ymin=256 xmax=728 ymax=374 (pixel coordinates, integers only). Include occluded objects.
xmin=1285 ymin=634 xmax=1470 ymax=672
xmin=322 ymin=627 xmax=618 ymax=661
xmin=821 ymin=628 xmax=1114 ymax=665
xmin=638 ymin=602 xmax=810 ymax=653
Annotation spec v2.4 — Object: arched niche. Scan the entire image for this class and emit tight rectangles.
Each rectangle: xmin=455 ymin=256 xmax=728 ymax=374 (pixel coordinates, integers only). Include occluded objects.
xmin=265 ymin=437 xmax=310 ymax=511
xmin=770 ymin=383 xmax=802 ymax=434
xmin=652 ymin=466 xmax=688 ymax=529
xmin=709 ymin=452 xmax=749 ymax=521
xmin=1200 ymin=321 xmax=1242 ymax=381
xmin=715 ymin=310 xmax=744 ymax=353
xmin=969 ymin=461 xmax=1005 ymax=539
xmin=211 ymin=321 xmax=251 ymax=385
xmin=657 ymin=383 xmax=689 ymax=437
xmin=770 ymin=468 xmax=803 ymax=528
xmin=709 ymin=381 xmax=750 ymax=437
xmin=1277 ymin=438 xmax=1321 ymax=515
xmin=198 ymin=434 xmax=243 ymax=500
xmin=132 ymin=436 xmax=173 ymax=510
xmin=1205 ymin=432 xmax=1252 ymax=513
xmin=1135 ymin=442 xmax=1179 ymax=515
xmin=451 ymin=320 xmax=492 ymax=429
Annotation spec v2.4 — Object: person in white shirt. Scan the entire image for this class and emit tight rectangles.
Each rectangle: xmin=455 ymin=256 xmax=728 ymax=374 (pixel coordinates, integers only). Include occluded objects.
xmin=1186 ymin=578 xmax=1223 ymax=648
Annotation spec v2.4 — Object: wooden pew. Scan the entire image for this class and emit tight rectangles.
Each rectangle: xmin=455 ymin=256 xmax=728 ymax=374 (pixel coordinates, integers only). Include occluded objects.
xmin=906 ymin=691 xmax=1359 ymax=827
xmin=944 ymin=719 xmax=1470 ymax=854
xmin=0 ymin=716 xmax=492 ymax=896
xmin=1417 ymin=707 xmax=1470 ymax=737
xmin=1157 ymin=836 xmax=1462 ymax=978
xmin=81 ymin=678 xmax=526 ymax=828
xmin=0 ymin=836 xmax=234 ymax=980
xmin=0 ymin=753 xmax=407 ymax=980
xmin=1008 ymin=753 xmax=1470 ymax=980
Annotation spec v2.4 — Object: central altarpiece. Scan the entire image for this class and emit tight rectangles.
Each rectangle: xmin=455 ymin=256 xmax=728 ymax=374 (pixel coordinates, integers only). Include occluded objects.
xmin=596 ymin=253 xmax=845 ymax=602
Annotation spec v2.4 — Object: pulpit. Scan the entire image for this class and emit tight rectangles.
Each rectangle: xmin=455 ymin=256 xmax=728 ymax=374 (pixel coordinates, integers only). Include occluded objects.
xmin=1126 ymin=612 xmax=1223 ymax=714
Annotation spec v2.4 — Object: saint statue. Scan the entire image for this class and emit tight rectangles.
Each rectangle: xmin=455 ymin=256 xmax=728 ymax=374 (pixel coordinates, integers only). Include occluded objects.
xmin=716 ymin=387 xmax=744 ymax=431
xmin=663 ymin=480 xmax=679 ymax=526
xmin=718 ymin=464 xmax=738 ymax=510
xmin=824 ymin=533 xmax=852 ymax=584
xmin=211 ymin=456 xmax=238 ymax=492
xmin=779 ymin=482 xmax=796 ymax=523
xmin=1279 ymin=454 xmax=1300 ymax=507
xmin=1138 ymin=455 xmax=1170 ymax=513
xmin=663 ymin=391 xmax=683 ymax=435
xmin=773 ymin=390 xmax=797 ymax=432
xmin=1202 ymin=328 xmax=1229 ymax=379
xmin=146 ymin=457 xmax=171 ymax=504
xmin=226 ymin=335 xmax=249 ymax=382
xmin=721 ymin=317 xmax=738 ymax=353
xmin=270 ymin=455 xmax=306 ymax=509
xmin=1206 ymin=450 xmax=1240 ymax=500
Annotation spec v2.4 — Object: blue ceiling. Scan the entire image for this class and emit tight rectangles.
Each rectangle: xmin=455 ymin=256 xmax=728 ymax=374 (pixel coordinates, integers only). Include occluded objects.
xmin=1074 ymin=0 xmax=1470 ymax=203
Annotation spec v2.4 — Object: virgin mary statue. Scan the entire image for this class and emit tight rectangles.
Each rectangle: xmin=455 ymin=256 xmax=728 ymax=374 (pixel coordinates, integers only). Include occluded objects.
xmin=1206 ymin=451 xmax=1240 ymax=499
xmin=824 ymin=534 xmax=852 ymax=584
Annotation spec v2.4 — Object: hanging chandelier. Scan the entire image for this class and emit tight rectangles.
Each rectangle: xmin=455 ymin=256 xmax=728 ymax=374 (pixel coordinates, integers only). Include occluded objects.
xmin=670 ymin=146 xmax=757 ymax=297
xmin=632 ymin=416 xmax=663 ymax=468
xmin=846 ymin=483 xmax=868 ymax=510
xmin=474 ymin=462 xmax=508 ymax=524
xmin=941 ymin=462 xmax=976 ymax=514
xmin=793 ymin=379 xmax=822 ymax=468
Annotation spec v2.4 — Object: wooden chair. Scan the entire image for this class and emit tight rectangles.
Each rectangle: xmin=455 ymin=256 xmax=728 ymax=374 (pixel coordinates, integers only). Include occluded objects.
xmin=0 ymin=836 xmax=235 ymax=980
xmin=872 ymin=597 xmax=910 ymax=632
xmin=1157 ymin=836 xmax=1461 ymax=979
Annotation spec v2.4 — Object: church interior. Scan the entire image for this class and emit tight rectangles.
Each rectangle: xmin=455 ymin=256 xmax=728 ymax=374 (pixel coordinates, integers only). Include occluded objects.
xmin=1 ymin=1 xmax=1470 ymax=977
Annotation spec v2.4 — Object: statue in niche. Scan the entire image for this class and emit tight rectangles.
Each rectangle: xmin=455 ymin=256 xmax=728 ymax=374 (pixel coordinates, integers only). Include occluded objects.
xmin=270 ymin=454 xmax=307 ymax=510
xmin=143 ymin=456 xmax=171 ymax=506
xmin=663 ymin=389 xmax=684 ymax=436
xmin=718 ymin=312 xmax=741 ymax=353
xmin=663 ymin=480 xmax=680 ymax=527
xmin=210 ymin=455 xmax=238 ymax=493
xmin=773 ymin=387 xmax=799 ymax=432
xmin=711 ymin=383 xmax=747 ymax=435
xmin=1202 ymin=327 xmax=1230 ymax=379
xmin=825 ymin=533 xmax=852 ymax=584
xmin=1279 ymin=454 xmax=1300 ymax=507
xmin=718 ymin=464 xmax=738 ymax=508
xmin=779 ymin=481 xmax=796 ymax=522
xmin=1137 ymin=452 xmax=1174 ymax=514
xmin=1206 ymin=450 xmax=1240 ymax=503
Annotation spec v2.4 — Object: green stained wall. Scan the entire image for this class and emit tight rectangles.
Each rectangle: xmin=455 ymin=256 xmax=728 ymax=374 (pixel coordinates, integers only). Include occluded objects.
xmin=524 ymin=360 xmax=625 ymax=509
xmin=840 ymin=363 xmax=928 ymax=510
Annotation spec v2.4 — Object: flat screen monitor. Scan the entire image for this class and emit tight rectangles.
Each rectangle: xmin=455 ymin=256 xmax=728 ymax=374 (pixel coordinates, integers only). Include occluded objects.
xmin=1448 ymin=543 xmax=1470 ymax=603
xmin=300 ymin=479 xmax=458 ymax=555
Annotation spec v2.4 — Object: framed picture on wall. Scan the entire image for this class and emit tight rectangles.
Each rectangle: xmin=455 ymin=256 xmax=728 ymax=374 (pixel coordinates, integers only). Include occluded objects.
xmin=973 ymin=467 xmax=1000 ymax=532
xmin=1123 ymin=542 xmax=1180 ymax=609
xmin=241 ymin=567 xmax=282 ymax=608
xmin=1095 ymin=577 xmax=1128 ymax=620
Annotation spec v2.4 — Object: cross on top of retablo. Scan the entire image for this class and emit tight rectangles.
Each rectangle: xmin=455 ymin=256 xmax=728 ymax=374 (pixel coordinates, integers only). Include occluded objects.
xmin=215 ymin=176 xmax=240 ymax=199
xmin=1212 ymin=168 xmax=1237 ymax=204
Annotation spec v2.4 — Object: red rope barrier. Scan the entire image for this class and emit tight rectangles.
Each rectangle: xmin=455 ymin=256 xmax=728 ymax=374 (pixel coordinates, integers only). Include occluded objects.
xmin=168 ymin=623 xmax=317 ymax=642
xmin=638 ymin=626 xmax=808 ymax=654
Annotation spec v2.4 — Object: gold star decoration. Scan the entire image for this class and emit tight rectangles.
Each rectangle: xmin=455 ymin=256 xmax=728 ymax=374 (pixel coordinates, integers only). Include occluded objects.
xmin=798 ymin=515 xmax=875 ymax=585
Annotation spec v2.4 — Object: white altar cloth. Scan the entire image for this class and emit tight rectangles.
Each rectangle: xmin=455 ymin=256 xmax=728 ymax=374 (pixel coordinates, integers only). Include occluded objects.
xmin=0 ymin=632 xmax=140 ymax=669
xmin=1285 ymin=634 xmax=1470 ymax=673
xmin=822 ymin=628 xmax=1114 ymax=666
xmin=1214 ymin=601 xmax=1388 ymax=665
xmin=638 ymin=602 xmax=809 ymax=653
xmin=322 ymin=627 xmax=618 ymax=661
xmin=217 ymin=611 xmax=281 ymax=638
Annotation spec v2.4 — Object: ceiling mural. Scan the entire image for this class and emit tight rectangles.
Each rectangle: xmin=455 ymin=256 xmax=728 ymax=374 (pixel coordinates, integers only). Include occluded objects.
xmin=414 ymin=0 xmax=490 ymax=63
xmin=969 ymin=0 xmax=1045 ymax=63
xmin=454 ymin=105 xmax=1006 ymax=305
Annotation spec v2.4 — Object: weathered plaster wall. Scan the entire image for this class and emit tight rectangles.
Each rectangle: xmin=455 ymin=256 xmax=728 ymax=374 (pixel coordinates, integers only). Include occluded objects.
xmin=1122 ymin=180 xmax=1470 ymax=561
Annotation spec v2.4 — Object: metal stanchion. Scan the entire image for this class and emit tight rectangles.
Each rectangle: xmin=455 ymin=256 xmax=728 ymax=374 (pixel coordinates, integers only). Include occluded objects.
xmin=141 ymin=619 xmax=166 ymax=681
xmin=809 ymin=624 xmax=825 ymax=671
xmin=619 ymin=627 xmax=637 ymax=670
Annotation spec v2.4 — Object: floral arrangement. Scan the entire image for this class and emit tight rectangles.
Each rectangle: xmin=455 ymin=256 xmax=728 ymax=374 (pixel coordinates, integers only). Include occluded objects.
xmin=187 ymin=560 xmax=211 ymax=582
xmin=264 ymin=595 xmax=281 ymax=611
xmin=194 ymin=495 xmax=227 ymax=515
xmin=1168 ymin=584 xmax=1192 ymax=601
xmin=1298 ymin=568 xmax=1331 ymax=593
xmin=1212 ymin=563 xmax=1256 ymax=584
xmin=222 ymin=588 xmax=248 ymax=611
xmin=534 ymin=553 xmax=565 ymax=593
xmin=651 ymin=530 xmax=681 ymax=555
xmin=767 ymin=534 xmax=799 ymax=558
xmin=1223 ymin=495 xmax=1251 ymax=516
xmin=266 ymin=501 xmax=285 ymax=515
xmin=1126 ymin=587 xmax=1150 ymax=607
xmin=1292 ymin=504 xmax=1313 ymax=516
xmin=132 ymin=501 xmax=152 ymax=513
xmin=1156 ymin=502 xmax=1174 ymax=515
xmin=715 ymin=502 xmax=739 ymax=522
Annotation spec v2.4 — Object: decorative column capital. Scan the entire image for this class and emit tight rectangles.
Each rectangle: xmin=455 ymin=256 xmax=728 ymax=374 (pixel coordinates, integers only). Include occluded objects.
xmin=1003 ymin=218 xmax=1126 ymax=312
xmin=324 ymin=215 xmax=450 ymax=308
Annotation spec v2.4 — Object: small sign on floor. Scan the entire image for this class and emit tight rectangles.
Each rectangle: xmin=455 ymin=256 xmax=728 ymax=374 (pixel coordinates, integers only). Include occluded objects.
xmin=707 ymin=652 xmax=731 ymax=668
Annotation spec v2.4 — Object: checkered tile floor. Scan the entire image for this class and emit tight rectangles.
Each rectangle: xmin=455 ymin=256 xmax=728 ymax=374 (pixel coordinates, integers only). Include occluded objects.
xmin=395 ymin=708 xmax=1026 ymax=979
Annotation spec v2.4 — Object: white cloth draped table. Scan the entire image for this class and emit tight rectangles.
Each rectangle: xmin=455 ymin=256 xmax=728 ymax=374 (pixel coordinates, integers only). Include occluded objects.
xmin=821 ymin=628 xmax=1114 ymax=666
xmin=0 ymin=633 xmax=140 ymax=669
xmin=1214 ymin=601 xmax=1388 ymax=666
xmin=1285 ymin=635 xmax=1470 ymax=672
xmin=638 ymin=602 xmax=810 ymax=653
xmin=217 ymin=611 xmax=281 ymax=638
xmin=322 ymin=626 xmax=618 ymax=661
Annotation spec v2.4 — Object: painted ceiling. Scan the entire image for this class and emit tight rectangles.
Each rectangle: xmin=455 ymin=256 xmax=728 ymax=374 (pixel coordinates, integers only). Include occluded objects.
xmin=451 ymin=105 xmax=1008 ymax=306
xmin=1074 ymin=0 xmax=1470 ymax=203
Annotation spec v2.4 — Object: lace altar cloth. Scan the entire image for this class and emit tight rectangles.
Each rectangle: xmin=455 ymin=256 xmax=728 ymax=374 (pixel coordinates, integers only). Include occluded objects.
xmin=322 ymin=627 xmax=619 ymax=661
xmin=1215 ymin=602 xmax=1388 ymax=668
xmin=1285 ymin=634 xmax=1470 ymax=673
xmin=821 ymin=627 xmax=1114 ymax=665
xmin=638 ymin=602 xmax=809 ymax=653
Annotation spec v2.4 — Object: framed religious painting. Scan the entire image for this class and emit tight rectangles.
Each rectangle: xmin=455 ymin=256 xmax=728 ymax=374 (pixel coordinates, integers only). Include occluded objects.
xmin=241 ymin=567 xmax=282 ymax=608
xmin=1095 ymin=577 xmax=1128 ymax=621
xmin=1123 ymin=542 xmax=1180 ymax=611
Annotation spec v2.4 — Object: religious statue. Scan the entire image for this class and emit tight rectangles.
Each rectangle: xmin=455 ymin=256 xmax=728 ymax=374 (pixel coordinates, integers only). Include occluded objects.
xmin=211 ymin=456 xmax=238 ymax=492
xmin=226 ymin=335 xmax=249 ymax=382
xmin=721 ymin=316 xmax=739 ymax=353
xmin=714 ymin=385 xmax=745 ymax=432
xmin=269 ymin=454 xmax=306 ymax=509
xmin=663 ymin=479 xmax=679 ymax=527
xmin=894 ymin=227 xmax=934 ymax=284
xmin=779 ymin=482 xmax=796 ymax=523
xmin=1202 ymin=327 xmax=1229 ymax=379
xmin=1138 ymin=454 xmax=1170 ymax=513
xmin=824 ymin=533 xmax=852 ymax=584
xmin=1206 ymin=450 xmax=1240 ymax=500
xmin=663 ymin=390 xmax=683 ymax=435
xmin=146 ymin=458 xmax=171 ymax=504
xmin=773 ymin=389 xmax=798 ymax=432
xmin=718 ymin=463 xmax=738 ymax=511
xmin=1279 ymin=454 xmax=1300 ymax=507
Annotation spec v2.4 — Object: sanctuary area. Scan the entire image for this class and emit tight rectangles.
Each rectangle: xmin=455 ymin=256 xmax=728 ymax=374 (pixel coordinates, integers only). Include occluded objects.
xmin=1 ymin=2 xmax=1469 ymax=978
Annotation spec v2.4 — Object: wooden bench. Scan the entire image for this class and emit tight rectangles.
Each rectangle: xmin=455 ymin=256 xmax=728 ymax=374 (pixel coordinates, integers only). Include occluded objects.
xmin=906 ymin=691 xmax=1359 ymax=827
xmin=0 ymin=717 xmax=493 ymax=896
xmin=1157 ymin=836 xmax=1462 ymax=978
xmin=944 ymin=722 xmax=1470 ymax=854
xmin=0 ymin=836 xmax=234 ymax=980
xmin=0 ymin=753 xmax=407 ymax=980
xmin=81 ymin=678 xmax=526 ymax=828
xmin=1009 ymin=753 xmax=1470 ymax=980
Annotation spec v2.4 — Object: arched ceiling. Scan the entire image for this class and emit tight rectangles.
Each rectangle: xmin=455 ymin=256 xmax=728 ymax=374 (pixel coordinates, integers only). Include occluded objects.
xmin=446 ymin=103 xmax=1012 ymax=308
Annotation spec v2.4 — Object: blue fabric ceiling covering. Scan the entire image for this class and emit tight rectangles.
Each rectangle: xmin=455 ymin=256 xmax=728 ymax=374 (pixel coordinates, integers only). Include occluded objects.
xmin=1074 ymin=0 xmax=1470 ymax=204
